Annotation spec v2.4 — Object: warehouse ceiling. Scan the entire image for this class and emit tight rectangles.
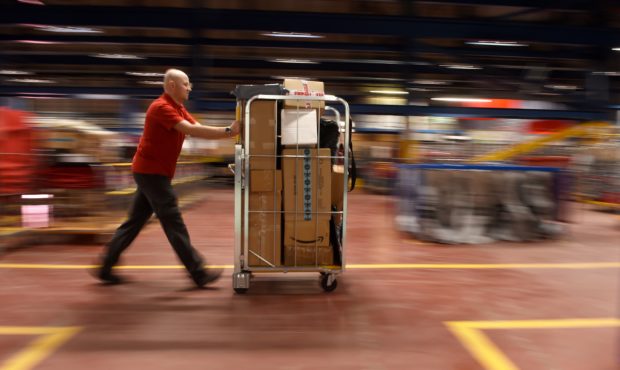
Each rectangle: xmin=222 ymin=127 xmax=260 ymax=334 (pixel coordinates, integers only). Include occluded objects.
xmin=1 ymin=0 xmax=620 ymax=118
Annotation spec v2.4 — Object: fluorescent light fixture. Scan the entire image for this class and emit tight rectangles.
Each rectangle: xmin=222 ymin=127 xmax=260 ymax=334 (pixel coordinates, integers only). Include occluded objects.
xmin=21 ymin=194 xmax=53 ymax=199
xmin=16 ymin=40 xmax=60 ymax=44
xmin=466 ymin=40 xmax=527 ymax=47
xmin=75 ymin=94 xmax=125 ymax=100
xmin=440 ymin=64 xmax=482 ymax=70
xmin=545 ymin=84 xmax=578 ymax=90
xmin=431 ymin=97 xmax=492 ymax=103
xmin=613 ymin=47 xmax=620 ymax=51
xmin=18 ymin=0 xmax=45 ymax=4
xmin=33 ymin=25 xmax=101 ymax=34
xmin=91 ymin=53 xmax=144 ymax=60
xmin=0 ymin=70 xmax=31 ymax=75
xmin=412 ymin=79 xmax=449 ymax=85
xmin=592 ymin=71 xmax=620 ymax=76
xmin=408 ymin=88 xmax=436 ymax=92
xmin=126 ymin=72 xmax=165 ymax=77
xmin=139 ymin=80 xmax=164 ymax=85
xmin=270 ymin=58 xmax=318 ymax=64
xmin=261 ymin=32 xmax=323 ymax=39
xmin=7 ymin=78 xmax=54 ymax=84
xmin=370 ymin=90 xmax=409 ymax=95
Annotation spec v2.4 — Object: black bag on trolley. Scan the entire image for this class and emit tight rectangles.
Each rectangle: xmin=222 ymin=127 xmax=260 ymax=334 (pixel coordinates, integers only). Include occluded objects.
xmin=231 ymin=83 xmax=287 ymax=100
xmin=320 ymin=116 xmax=357 ymax=266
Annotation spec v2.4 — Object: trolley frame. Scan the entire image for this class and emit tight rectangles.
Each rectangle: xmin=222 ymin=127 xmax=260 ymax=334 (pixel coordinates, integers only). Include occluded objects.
xmin=233 ymin=94 xmax=350 ymax=293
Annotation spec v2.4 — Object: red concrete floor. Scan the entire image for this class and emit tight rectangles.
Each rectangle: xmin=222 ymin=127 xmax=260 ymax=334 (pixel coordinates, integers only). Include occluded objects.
xmin=0 ymin=188 xmax=618 ymax=370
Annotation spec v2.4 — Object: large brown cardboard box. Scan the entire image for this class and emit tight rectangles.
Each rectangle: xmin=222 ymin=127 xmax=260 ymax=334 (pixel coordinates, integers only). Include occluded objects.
xmin=283 ymin=79 xmax=325 ymax=109
xmin=248 ymin=100 xmax=278 ymax=170
xmin=250 ymin=170 xmax=282 ymax=193
xmin=282 ymin=148 xmax=331 ymax=256
xmin=282 ymin=148 xmax=331 ymax=221
xmin=248 ymin=192 xmax=282 ymax=266
xmin=284 ymin=243 xmax=333 ymax=266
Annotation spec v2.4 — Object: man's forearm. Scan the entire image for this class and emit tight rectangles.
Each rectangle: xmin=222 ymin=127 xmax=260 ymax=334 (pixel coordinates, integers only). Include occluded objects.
xmin=186 ymin=122 xmax=232 ymax=139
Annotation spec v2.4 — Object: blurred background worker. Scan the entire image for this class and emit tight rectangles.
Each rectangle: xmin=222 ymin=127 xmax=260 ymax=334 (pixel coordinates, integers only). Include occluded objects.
xmin=94 ymin=68 xmax=241 ymax=287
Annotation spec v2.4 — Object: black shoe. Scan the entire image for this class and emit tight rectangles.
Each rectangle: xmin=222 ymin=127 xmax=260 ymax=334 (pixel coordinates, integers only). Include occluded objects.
xmin=192 ymin=268 xmax=223 ymax=288
xmin=92 ymin=267 xmax=126 ymax=285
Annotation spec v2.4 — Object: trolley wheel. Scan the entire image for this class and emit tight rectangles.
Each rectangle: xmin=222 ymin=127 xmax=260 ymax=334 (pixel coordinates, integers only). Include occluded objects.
xmin=234 ymin=288 xmax=248 ymax=294
xmin=320 ymin=274 xmax=338 ymax=292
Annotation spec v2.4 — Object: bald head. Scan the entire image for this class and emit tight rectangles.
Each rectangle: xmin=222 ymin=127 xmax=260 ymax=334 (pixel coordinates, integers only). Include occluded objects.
xmin=163 ymin=69 xmax=192 ymax=104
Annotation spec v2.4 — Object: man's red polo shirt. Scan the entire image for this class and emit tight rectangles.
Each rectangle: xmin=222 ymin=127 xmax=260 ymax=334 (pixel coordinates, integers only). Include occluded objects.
xmin=132 ymin=93 xmax=196 ymax=178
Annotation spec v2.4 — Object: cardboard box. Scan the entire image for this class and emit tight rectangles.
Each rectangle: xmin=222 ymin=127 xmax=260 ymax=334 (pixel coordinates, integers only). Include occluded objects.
xmin=248 ymin=100 xmax=278 ymax=169
xmin=250 ymin=170 xmax=282 ymax=193
xmin=331 ymin=165 xmax=345 ymax=209
xmin=282 ymin=148 xmax=331 ymax=221
xmin=248 ymin=192 xmax=282 ymax=266
xmin=284 ymin=79 xmax=325 ymax=109
xmin=281 ymin=109 xmax=318 ymax=146
xmin=283 ymin=219 xmax=330 ymax=248
xmin=284 ymin=244 xmax=333 ymax=266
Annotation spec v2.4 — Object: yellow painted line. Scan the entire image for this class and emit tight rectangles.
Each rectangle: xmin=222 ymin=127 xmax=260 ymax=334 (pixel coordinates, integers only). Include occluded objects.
xmin=0 ymin=264 xmax=232 ymax=270
xmin=0 ymin=326 xmax=81 ymax=370
xmin=0 ymin=262 xmax=619 ymax=270
xmin=446 ymin=323 xmax=518 ymax=370
xmin=446 ymin=318 xmax=620 ymax=370
xmin=346 ymin=262 xmax=620 ymax=269
xmin=453 ymin=318 xmax=620 ymax=330
xmin=0 ymin=262 xmax=618 ymax=270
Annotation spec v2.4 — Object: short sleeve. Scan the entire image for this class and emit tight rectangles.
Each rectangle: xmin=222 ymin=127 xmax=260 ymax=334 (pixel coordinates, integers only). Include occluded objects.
xmin=156 ymin=104 xmax=185 ymax=130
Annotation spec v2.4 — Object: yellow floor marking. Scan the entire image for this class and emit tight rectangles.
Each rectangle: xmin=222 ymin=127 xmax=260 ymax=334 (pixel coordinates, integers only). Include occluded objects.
xmin=0 ymin=262 xmax=618 ymax=270
xmin=0 ymin=326 xmax=81 ymax=370
xmin=446 ymin=318 xmax=620 ymax=370
xmin=346 ymin=262 xmax=620 ymax=269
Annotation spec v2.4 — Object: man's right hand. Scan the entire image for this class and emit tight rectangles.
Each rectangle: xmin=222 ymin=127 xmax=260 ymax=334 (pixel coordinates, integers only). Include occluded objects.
xmin=229 ymin=120 xmax=241 ymax=136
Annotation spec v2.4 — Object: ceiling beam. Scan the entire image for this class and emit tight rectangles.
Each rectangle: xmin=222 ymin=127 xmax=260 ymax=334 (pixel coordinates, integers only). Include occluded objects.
xmin=3 ymin=5 xmax=620 ymax=46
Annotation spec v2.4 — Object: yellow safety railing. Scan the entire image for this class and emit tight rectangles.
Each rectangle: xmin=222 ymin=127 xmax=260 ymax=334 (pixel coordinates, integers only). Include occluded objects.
xmin=469 ymin=121 xmax=612 ymax=163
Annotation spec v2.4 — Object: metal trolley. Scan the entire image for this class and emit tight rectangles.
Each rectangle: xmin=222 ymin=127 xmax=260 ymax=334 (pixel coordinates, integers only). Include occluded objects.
xmin=232 ymin=94 xmax=350 ymax=293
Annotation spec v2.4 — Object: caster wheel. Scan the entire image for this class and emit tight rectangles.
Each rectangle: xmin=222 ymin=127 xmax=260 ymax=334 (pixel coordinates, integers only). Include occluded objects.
xmin=234 ymin=288 xmax=248 ymax=294
xmin=320 ymin=274 xmax=338 ymax=292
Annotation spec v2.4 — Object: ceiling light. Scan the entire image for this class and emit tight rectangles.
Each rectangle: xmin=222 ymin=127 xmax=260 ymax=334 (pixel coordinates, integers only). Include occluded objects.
xmin=74 ymin=94 xmax=125 ymax=100
xmin=139 ymin=80 xmax=164 ymax=85
xmin=544 ymin=84 xmax=578 ymax=90
xmin=32 ymin=25 xmax=102 ymax=34
xmin=592 ymin=71 xmax=620 ymax=76
xmin=613 ymin=47 xmax=620 ymax=51
xmin=21 ymin=194 xmax=53 ymax=199
xmin=91 ymin=53 xmax=144 ymax=60
xmin=7 ymin=78 xmax=54 ymax=84
xmin=270 ymin=59 xmax=318 ymax=64
xmin=412 ymin=79 xmax=449 ymax=85
xmin=440 ymin=64 xmax=482 ymax=70
xmin=16 ymin=40 xmax=60 ymax=44
xmin=0 ymin=70 xmax=31 ymax=75
xmin=466 ymin=40 xmax=527 ymax=47
xmin=370 ymin=90 xmax=409 ymax=95
xmin=126 ymin=72 xmax=165 ymax=77
xmin=408 ymin=88 xmax=438 ymax=92
xmin=431 ymin=97 xmax=492 ymax=103
xmin=261 ymin=32 xmax=323 ymax=39
xmin=17 ymin=0 xmax=45 ymax=4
